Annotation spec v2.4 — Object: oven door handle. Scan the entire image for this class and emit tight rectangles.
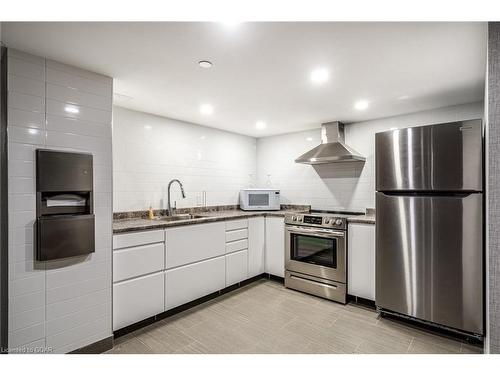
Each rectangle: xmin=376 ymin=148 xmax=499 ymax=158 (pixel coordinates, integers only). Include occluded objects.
xmin=286 ymin=226 xmax=345 ymax=238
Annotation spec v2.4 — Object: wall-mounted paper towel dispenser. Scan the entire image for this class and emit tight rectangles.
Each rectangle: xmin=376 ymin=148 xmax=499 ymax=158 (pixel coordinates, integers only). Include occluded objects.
xmin=36 ymin=150 xmax=95 ymax=261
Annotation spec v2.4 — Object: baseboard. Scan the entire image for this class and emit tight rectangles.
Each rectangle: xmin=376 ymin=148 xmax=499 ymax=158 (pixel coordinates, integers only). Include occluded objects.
xmin=70 ymin=336 xmax=114 ymax=354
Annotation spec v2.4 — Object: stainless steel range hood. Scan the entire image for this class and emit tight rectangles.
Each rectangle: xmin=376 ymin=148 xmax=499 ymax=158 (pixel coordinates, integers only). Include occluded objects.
xmin=295 ymin=121 xmax=366 ymax=164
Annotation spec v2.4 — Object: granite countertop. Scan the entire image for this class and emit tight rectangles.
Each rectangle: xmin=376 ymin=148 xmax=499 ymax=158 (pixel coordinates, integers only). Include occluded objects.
xmin=346 ymin=214 xmax=376 ymax=224
xmin=113 ymin=207 xmax=310 ymax=234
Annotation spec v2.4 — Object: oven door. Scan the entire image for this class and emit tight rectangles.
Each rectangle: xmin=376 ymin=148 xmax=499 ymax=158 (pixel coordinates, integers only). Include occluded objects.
xmin=285 ymin=225 xmax=346 ymax=283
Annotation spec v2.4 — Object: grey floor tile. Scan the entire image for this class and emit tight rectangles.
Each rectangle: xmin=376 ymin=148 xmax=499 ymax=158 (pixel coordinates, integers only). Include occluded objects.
xmin=106 ymin=279 xmax=476 ymax=355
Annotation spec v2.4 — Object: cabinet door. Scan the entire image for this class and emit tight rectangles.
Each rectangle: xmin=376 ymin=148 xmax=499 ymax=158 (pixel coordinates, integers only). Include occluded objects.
xmin=265 ymin=217 xmax=285 ymax=277
xmin=166 ymin=222 xmax=225 ymax=269
xmin=248 ymin=217 xmax=265 ymax=277
xmin=113 ymin=272 xmax=164 ymax=331
xmin=226 ymin=250 xmax=248 ymax=286
xmin=165 ymin=256 xmax=225 ymax=310
xmin=348 ymin=223 xmax=375 ymax=300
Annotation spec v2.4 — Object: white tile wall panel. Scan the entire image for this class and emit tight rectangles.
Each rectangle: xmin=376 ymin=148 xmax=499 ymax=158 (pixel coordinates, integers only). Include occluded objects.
xmin=7 ymin=49 xmax=113 ymax=352
xmin=8 ymin=49 xmax=45 ymax=65
xmin=9 ymin=274 xmax=45 ymax=296
xmin=8 ymin=142 xmax=35 ymax=161
xmin=9 ymin=193 xmax=36 ymax=211
xmin=46 ymin=260 xmax=110 ymax=290
xmin=46 ymin=115 xmax=111 ymax=138
xmin=9 ymin=291 xmax=45 ymax=315
xmin=46 ymin=288 xmax=110 ymax=321
xmin=8 ymin=74 xmax=45 ymax=97
xmin=46 ymin=83 xmax=112 ymax=111
xmin=9 ymin=338 xmax=46 ymax=354
xmin=46 ymin=275 xmax=110 ymax=305
xmin=46 ymin=99 xmax=111 ymax=125
xmin=8 ymin=243 xmax=34 ymax=263
xmin=46 ymin=59 xmax=112 ymax=86
xmin=256 ymin=102 xmax=484 ymax=211
xmin=8 ymin=176 xmax=34 ymax=194
xmin=7 ymin=57 xmax=45 ymax=81
xmin=8 ymin=127 xmax=46 ymax=145
xmin=45 ymin=130 xmax=109 ymax=153
xmin=9 ymin=226 xmax=34 ymax=246
xmin=8 ymin=92 xmax=45 ymax=113
xmin=9 ymin=323 xmax=45 ymax=349
xmin=46 ymin=67 xmax=111 ymax=97
xmin=46 ymin=302 xmax=110 ymax=337
xmin=47 ymin=315 xmax=110 ymax=353
xmin=9 ymin=307 xmax=45 ymax=332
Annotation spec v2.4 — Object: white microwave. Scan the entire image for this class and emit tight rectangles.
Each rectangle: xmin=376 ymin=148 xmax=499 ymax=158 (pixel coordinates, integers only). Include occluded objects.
xmin=239 ymin=189 xmax=281 ymax=211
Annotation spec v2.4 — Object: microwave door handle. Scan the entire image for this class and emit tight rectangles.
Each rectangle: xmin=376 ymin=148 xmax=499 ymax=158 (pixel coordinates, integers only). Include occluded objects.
xmin=286 ymin=226 xmax=345 ymax=238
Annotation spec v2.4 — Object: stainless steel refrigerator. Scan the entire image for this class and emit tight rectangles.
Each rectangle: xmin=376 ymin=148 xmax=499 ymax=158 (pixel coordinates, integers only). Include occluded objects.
xmin=375 ymin=119 xmax=484 ymax=337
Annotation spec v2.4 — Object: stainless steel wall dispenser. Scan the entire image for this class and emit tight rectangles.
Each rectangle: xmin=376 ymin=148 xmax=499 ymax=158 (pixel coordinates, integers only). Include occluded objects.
xmin=36 ymin=149 xmax=95 ymax=261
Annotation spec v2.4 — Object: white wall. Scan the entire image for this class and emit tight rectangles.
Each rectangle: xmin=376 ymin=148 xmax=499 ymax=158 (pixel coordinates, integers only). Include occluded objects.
xmin=257 ymin=102 xmax=484 ymax=212
xmin=7 ymin=49 xmax=113 ymax=353
xmin=113 ymin=106 xmax=257 ymax=212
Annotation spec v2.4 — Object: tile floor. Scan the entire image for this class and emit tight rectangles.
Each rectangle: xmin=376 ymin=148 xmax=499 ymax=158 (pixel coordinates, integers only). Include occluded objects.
xmin=106 ymin=279 xmax=483 ymax=354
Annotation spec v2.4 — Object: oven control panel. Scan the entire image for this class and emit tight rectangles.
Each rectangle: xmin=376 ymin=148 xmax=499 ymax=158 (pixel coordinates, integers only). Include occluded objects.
xmin=284 ymin=214 xmax=346 ymax=229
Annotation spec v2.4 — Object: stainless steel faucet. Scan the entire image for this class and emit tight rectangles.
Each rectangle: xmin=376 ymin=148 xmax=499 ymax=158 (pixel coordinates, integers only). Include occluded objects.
xmin=167 ymin=179 xmax=186 ymax=216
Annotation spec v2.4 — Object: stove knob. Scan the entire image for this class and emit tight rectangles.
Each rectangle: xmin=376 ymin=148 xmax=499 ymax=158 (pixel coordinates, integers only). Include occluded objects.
xmin=335 ymin=219 xmax=343 ymax=226
xmin=292 ymin=216 xmax=297 ymax=221
xmin=324 ymin=219 xmax=330 ymax=225
xmin=298 ymin=217 xmax=303 ymax=222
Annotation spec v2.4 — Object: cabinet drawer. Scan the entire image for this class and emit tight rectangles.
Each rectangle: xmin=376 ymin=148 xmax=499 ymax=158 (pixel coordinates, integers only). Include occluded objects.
xmin=165 ymin=256 xmax=225 ymax=310
xmin=226 ymin=228 xmax=248 ymax=243
xmin=113 ymin=230 xmax=164 ymax=250
xmin=226 ymin=239 xmax=248 ymax=254
xmin=225 ymin=219 xmax=248 ymax=231
xmin=166 ymin=222 xmax=225 ymax=268
xmin=113 ymin=272 xmax=164 ymax=331
xmin=226 ymin=250 xmax=248 ymax=286
xmin=113 ymin=242 xmax=165 ymax=282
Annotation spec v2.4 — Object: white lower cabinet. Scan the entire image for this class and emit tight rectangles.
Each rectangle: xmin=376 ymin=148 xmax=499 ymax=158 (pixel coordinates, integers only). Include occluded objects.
xmin=226 ymin=249 xmax=248 ymax=286
xmin=347 ymin=223 xmax=376 ymax=301
xmin=248 ymin=217 xmax=265 ymax=277
xmin=113 ymin=272 xmax=164 ymax=331
xmin=265 ymin=217 xmax=285 ymax=277
xmin=165 ymin=256 xmax=226 ymax=310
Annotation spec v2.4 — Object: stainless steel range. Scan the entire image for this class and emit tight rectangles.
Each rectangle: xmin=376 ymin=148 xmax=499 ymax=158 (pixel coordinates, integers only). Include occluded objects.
xmin=284 ymin=211 xmax=358 ymax=304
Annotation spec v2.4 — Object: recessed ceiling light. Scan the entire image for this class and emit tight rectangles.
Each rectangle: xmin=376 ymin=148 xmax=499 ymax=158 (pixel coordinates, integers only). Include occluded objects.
xmin=144 ymin=125 xmax=152 ymax=130
xmin=200 ymin=104 xmax=214 ymax=115
xmin=221 ymin=21 xmax=242 ymax=29
xmin=310 ymin=68 xmax=329 ymax=84
xmin=306 ymin=137 xmax=313 ymax=142
xmin=255 ymin=121 xmax=267 ymax=130
xmin=64 ymin=105 xmax=79 ymax=114
xmin=354 ymin=100 xmax=370 ymax=111
xmin=198 ymin=60 xmax=213 ymax=69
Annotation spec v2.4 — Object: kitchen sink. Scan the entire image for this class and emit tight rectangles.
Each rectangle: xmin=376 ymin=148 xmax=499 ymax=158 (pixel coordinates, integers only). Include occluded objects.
xmin=154 ymin=213 xmax=208 ymax=222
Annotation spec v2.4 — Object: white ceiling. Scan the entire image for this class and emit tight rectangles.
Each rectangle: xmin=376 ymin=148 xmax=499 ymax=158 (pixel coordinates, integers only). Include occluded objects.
xmin=2 ymin=22 xmax=486 ymax=137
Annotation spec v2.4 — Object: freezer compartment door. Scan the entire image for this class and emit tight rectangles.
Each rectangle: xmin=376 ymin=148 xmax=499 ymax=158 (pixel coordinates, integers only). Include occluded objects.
xmin=375 ymin=119 xmax=483 ymax=191
xmin=375 ymin=192 xmax=483 ymax=335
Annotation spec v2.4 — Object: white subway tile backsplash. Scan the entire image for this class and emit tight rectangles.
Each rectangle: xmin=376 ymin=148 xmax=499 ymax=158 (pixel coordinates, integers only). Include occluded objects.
xmin=9 ymin=290 xmax=45 ymax=315
xmin=8 ymin=160 xmax=34 ymax=177
xmin=46 ymin=302 xmax=110 ymax=337
xmin=8 ymin=177 xmax=35 ymax=194
xmin=46 ymin=275 xmax=110 ymax=305
xmin=8 ymin=243 xmax=34 ymax=263
xmin=257 ymin=102 xmax=484 ymax=211
xmin=113 ymin=106 xmax=257 ymax=212
xmin=9 ymin=273 xmax=45 ymax=296
xmin=46 ymin=288 xmax=110 ymax=320
xmin=8 ymin=142 xmax=35 ymax=161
